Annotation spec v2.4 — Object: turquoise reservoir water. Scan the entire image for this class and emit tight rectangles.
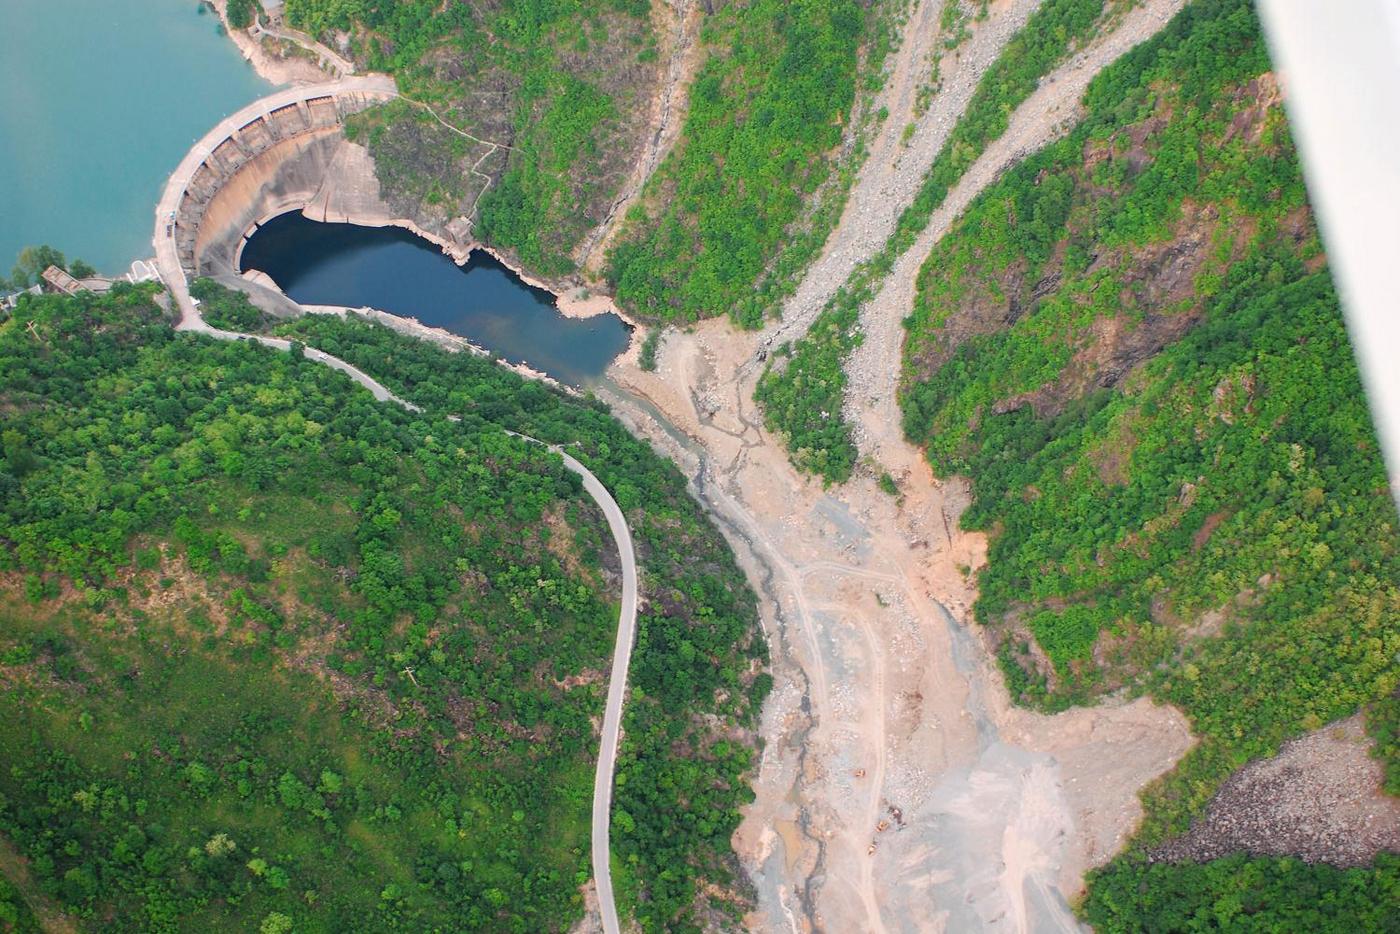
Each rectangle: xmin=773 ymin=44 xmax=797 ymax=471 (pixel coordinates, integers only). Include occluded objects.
xmin=0 ymin=1 xmax=272 ymax=275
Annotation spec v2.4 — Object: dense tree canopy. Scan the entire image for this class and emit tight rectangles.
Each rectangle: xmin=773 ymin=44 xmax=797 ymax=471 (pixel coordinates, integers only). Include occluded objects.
xmin=892 ymin=0 xmax=1399 ymax=920
xmin=0 ymin=285 xmax=764 ymax=931
xmin=1082 ymin=854 xmax=1400 ymax=932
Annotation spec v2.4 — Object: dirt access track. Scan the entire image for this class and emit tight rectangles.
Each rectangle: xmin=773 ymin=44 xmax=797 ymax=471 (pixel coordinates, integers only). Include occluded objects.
xmin=599 ymin=0 xmax=1196 ymax=930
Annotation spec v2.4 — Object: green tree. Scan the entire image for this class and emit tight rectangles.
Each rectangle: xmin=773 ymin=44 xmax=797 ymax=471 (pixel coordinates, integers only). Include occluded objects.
xmin=9 ymin=245 xmax=66 ymax=288
xmin=226 ymin=0 xmax=261 ymax=30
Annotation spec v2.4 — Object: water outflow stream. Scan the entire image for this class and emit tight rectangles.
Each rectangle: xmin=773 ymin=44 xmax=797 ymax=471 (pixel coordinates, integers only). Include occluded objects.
xmin=239 ymin=212 xmax=631 ymax=386
xmin=594 ymin=373 xmax=1091 ymax=932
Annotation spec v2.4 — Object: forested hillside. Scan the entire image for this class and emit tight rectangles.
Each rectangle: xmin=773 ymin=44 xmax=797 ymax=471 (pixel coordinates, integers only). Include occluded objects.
xmin=1082 ymin=853 xmax=1400 ymax=931
xmin=264 ymin=310 xmax=771 ymax=931
xmin=606 ymin=0 xmax=880 ymax=327
xmin=283 ymin=0 xmax=659 ymax=276
xmin=284 ymin=0 xmax=891 ymax=307
xmin=893 ymin=0 xmax=1399 ymax=921
xmin=0 ymin=286 xmax=764 ymax=931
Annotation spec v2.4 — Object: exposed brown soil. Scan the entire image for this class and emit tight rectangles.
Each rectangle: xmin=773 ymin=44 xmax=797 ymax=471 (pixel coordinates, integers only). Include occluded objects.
xmin=208 ymin=0 xmax=337 ymax=86
xmin=542 ymin=501 xmax=593 ymax=582
xmin=1086 ymin=409 xmax=1141 ymax=485
xmin=1190 ymin=509 xmax=1229 ymax=551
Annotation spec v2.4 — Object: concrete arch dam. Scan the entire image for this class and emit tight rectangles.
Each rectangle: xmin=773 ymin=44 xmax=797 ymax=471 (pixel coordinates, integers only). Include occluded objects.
xmin=162 ymin=77 xmax=404 ymax=283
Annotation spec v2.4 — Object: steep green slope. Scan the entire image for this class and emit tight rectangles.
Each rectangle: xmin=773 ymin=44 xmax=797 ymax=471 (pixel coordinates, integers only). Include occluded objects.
xmin=895 ymin=0 xmax=1398 ymax=920
xmin=284 ymin=0 xmax=657 ymax=276
xmin=283 ymin=0 xmax=891 ymax=308
xmin=756 ymin=0 xmax=1109 ymax=482
xmin=605 ymin=0 xmax=873 ymax=326
xmin=0 ymin=286 xmax=764 ymax=931
xmin=269 ymin=311 xmax=771 ymax=930
xmin=1369 ymin=690 xmax=1400 ymax=796
xmin=1082 ymin=853 xmax=1400 ymax=932
xmin=902 ymin=0 xmax=1398 ymax=823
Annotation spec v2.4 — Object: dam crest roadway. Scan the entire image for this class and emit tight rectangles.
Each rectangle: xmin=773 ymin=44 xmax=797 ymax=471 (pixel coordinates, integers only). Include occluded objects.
xmin=155 ymin=74 xmax=397 ymax=318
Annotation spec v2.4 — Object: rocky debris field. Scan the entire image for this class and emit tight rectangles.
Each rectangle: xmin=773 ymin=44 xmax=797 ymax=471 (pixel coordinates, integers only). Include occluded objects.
xmin=1151 ymin=714 xmax=1400 ymax=867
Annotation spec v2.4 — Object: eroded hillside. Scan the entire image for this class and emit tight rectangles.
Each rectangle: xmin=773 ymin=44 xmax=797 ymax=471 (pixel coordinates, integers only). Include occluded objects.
xmin=899 ymin=0 xmax=1399 ymax=843
xmin=281 ymin=0 xmax=664 ymax=276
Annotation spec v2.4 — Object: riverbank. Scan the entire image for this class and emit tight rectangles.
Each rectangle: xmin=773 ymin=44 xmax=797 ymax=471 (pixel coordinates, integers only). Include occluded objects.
xmin=293 ymin=301 xmax=579 ymax=396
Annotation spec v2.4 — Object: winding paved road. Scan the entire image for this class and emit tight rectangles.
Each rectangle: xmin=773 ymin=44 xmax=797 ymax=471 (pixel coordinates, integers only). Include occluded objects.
xmin=564 ymin=447 xmax=636 ymax=934
xmin=189 ymin=317 xmax=638 ymax=933
xmin=155 ymin=79 xmax=637 ymax=932
xmin=506 ymin=433 xmax=638 ymax=934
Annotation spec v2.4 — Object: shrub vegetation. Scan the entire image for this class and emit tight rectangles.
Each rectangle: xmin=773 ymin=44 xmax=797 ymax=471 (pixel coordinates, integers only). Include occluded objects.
xmin=0 ymin=284 xmax=764 ymax=931
xmin=756 ymin=0 xmax=1108 ymax=481
xmin=606 ymin=0 xmax=867 ymax=327
xmin=894 ymin=0 xmax=1398 ymax=918
xmin=285 ymin=0 xmax=655 ymax=276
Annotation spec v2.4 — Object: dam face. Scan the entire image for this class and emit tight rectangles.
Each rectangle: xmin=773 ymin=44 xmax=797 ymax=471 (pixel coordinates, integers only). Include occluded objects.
xmin=173 ymin=89 xmax=397 ymax=280
xmin=162 ymin=79 xmax=629 ymax=385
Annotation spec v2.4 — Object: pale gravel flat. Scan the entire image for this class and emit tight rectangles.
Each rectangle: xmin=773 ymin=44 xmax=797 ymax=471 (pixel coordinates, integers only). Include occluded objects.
xmin=756 ymin=0 xmax=1041 ymax=360
xmin=844 ymin=0 xmax=1191 ymax=463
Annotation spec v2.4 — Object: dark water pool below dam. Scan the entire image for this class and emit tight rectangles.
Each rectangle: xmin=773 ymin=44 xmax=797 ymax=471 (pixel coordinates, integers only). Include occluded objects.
xmin=239 ymin=212 xmax=631 ymax=386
